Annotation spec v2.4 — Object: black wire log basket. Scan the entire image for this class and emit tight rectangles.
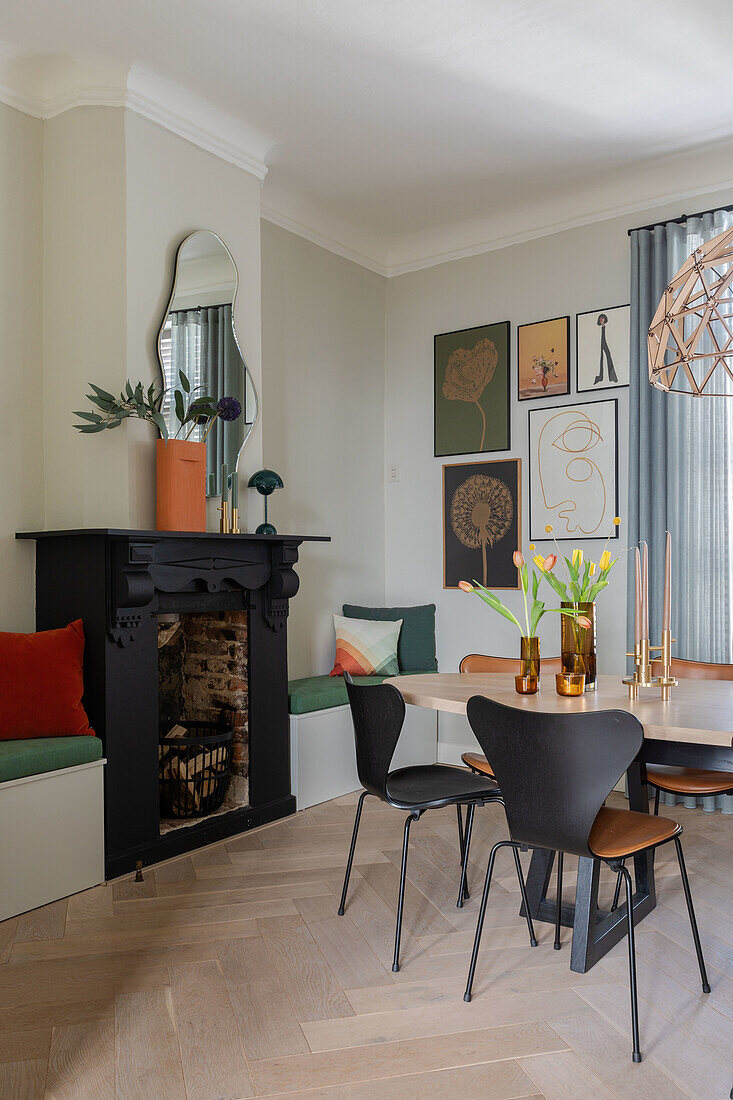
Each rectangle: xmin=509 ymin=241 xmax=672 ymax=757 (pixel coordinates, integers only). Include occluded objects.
xmin=159 ymin=707 xmax=235 ymax=819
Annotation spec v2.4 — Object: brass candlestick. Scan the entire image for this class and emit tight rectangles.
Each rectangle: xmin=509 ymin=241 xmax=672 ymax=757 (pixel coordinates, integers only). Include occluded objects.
xmin=623 ymin=637 xmax=656 ymax=700
xmin=656 ymin=628 xmax=677 ymax=701
xmin=230 ymin=507 xmax=240 ymax=535
xmin=219 ymin=501 xmax=230 ymax=534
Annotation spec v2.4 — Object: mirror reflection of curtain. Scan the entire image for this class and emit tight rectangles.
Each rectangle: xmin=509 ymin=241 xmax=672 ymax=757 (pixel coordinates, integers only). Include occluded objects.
xmin=169 ymin=305 xmax=245 ymax=491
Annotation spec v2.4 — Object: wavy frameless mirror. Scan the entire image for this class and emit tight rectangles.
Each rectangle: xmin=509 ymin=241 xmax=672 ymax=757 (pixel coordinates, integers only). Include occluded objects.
xmin=157 ymin=230 xmax=258 ymax=496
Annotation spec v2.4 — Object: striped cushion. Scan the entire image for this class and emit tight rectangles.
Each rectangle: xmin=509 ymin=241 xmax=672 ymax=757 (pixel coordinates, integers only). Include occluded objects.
xmin=329 ymin=614 xmax=402 ymax=678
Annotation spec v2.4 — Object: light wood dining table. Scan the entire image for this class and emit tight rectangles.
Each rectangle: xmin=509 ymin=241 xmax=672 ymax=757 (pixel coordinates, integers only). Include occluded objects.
xmin=385 ymin=672 xmax=733 ymax=973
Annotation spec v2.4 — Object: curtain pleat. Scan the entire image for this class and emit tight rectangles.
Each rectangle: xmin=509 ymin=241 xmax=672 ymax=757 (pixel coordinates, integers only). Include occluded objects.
xmin=628 ymin=210 xmax=733 ymax=813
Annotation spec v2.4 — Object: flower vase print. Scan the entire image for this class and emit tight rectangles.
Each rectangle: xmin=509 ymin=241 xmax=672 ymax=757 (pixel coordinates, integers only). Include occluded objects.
xmin=517 ymin=316 xmax=570 ymax=400
xmin=528 ymin=399 xmax=619 ymax=541
xmin=434 ymin=322 xmax=510 ymax=456
xmin=443 ymin=458 xmax=520 ymax=588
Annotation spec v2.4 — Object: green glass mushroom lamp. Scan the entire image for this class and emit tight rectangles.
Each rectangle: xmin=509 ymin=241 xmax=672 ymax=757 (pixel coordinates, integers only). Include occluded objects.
xmin=248 ymin=469 xmax=284 ymax=534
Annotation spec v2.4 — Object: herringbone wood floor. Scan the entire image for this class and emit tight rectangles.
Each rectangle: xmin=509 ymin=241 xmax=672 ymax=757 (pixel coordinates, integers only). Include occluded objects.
xmin=0 ymin=791 xmax=730 ymax=1099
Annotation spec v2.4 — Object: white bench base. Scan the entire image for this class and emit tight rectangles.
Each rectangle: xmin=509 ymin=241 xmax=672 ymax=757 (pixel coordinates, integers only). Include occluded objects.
xmin=0 ymin=759 xmax=106 ymax=921
xmin=290 ymin=704 xmax=438 ymax=811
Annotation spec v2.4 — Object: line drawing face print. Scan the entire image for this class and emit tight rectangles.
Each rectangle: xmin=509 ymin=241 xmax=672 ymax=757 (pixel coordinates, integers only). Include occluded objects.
xmin=537 ymin=408 xmax=607 ymax=535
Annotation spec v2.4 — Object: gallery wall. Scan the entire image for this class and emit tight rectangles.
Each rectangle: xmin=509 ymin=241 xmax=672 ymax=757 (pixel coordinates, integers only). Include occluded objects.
xmin=383 ymin=185 xmax=733 ymax=755
xmin=261 ymin=221 xmax=387 ymax=679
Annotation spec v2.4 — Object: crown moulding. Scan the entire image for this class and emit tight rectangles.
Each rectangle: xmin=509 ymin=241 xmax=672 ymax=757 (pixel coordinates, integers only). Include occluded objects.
xmin=3 ymin=54 xmax=733 ymax=278
xmin=0 ymin=57 xmax=272 ymax=182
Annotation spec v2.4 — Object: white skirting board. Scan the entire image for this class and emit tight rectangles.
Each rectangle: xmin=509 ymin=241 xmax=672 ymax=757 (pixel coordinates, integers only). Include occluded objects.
xmin=290 ymin=704 xmax=438 ymax=810
xmin=0 ymin=760 xmax=106 ymax=921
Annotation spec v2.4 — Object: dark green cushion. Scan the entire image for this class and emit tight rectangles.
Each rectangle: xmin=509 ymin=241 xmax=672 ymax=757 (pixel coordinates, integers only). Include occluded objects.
xmin=288 ymin=672 xmax=435 ymax=715
xmin=342 ymin=604 xmax=437 ymax=672
xmin=0 ymin=736 xmax=103 ymax=784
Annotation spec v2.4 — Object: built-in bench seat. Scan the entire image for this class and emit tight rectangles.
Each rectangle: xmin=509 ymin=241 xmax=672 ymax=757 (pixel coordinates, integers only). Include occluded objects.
xmin=0 ymin=736 xmax=106 ymax=921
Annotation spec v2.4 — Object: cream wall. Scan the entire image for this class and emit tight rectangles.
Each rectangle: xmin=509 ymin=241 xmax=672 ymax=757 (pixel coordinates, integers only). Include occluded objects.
xmin=42 ymin=107 xmax=129 ymax=529
xmin=0 ymin=103 xmax=44 ymax=630
xmin=261 ymin=221 xmax=387 ymax=679
xmin=383 ymin=185 xmax=733 ymax=754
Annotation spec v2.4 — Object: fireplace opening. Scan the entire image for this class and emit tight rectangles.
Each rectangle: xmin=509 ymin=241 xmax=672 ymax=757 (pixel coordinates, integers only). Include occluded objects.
xmin=157 ymin=610 xmax=249 ymax=835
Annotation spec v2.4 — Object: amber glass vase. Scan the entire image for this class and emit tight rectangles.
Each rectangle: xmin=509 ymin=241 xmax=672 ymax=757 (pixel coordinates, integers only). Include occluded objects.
xmin=561 ymin=602 xmax=597 ymax=691
xmin=515 ymin=636 xmax=540 ymax=695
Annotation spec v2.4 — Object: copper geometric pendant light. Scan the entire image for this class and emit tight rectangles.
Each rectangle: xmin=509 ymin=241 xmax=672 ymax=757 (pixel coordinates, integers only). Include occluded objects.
xmin=648 ymin=225 xmax=733 ymax=396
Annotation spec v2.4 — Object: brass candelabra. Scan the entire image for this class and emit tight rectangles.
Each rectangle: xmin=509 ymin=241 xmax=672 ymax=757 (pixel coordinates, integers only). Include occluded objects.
xmin=622 ymin=629 xmax=677 ymax=701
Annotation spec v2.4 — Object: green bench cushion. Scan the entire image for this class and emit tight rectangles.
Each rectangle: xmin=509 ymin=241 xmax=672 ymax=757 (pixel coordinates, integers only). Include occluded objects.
xmin=288 ymin=672 xmax=435 ymax=715
xmin=0 ymin=736 xmax=104 ymax=784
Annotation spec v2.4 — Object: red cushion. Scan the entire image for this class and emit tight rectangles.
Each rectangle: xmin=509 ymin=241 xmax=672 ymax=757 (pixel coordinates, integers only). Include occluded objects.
xmin=0 ymin=620 xmax=93 ymax=739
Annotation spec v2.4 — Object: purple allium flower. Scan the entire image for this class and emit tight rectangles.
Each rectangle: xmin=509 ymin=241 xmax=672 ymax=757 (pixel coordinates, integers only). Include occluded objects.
xmin=217 ymin=396 xmax=242 ymax=422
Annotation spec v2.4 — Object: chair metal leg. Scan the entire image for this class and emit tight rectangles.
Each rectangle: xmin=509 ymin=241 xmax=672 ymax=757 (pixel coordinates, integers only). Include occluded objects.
xmin=456 ymin=805 xmax=470 ymax=900
xmin=611 ymin=861 xmax=624 ymax=912
xmin=392 ymin=811 xmax=417 ymax=972
xmin=456 ymin=804 xmax=475 ymax=908
xmin=511 ymin=843 xmax=538 ymax=947
xmin=337 ymin=790 xmax=368 ymax=915
xmin=674 ymin=836 xmax=711 ymax=994
xmin=554 ymin=851 xmax=564 ymax=950
xmin=653 ymin=787 xmax=661 ymax=816
xmin=464 ymin=840 xmax=502 ymax=1001
xmin=619 ymin=864 xmax=642 ymax=1063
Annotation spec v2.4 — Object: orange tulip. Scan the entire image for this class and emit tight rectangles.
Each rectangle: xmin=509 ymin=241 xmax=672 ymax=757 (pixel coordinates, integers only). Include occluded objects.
xmin=458 ymin=580 xmax=473 ymax=593
xmin=543 ymin=554 xmax=557 ymax=570
xmin=577 ymin=615 xmax=592 ymax=630
xmin=513 ymin=550 xmax=525 ymax=568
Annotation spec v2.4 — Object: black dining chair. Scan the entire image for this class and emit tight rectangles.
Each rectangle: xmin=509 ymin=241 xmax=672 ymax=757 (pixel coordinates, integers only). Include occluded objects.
xmin=337 ymin=675 xmax=539 ymax=972
xmin=463 ymin=696 xmax=710 ymax=1064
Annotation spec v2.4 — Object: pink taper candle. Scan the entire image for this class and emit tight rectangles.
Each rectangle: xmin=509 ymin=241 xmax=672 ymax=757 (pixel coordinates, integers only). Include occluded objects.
xmin=634 ymin=547 xmax=642 ymax=644
xmin=663 ymin=531 xmax=671 ymax=632
xmin=641 ymin=541 xmax=649 ymax=639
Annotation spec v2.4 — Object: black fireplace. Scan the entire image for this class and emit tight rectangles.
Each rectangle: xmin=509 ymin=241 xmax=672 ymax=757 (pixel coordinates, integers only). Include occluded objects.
xmin=17 ymin=529 xmax=328 ymax=878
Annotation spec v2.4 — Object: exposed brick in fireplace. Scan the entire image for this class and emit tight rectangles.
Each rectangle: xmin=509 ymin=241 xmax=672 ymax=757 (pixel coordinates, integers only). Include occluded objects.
xmin=158 ymin=611 xmax=249 ymax=808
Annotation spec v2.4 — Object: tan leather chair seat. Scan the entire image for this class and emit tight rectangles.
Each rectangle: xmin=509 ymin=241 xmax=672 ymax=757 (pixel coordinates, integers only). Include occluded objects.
xmin=462 ymin=751 xmax=495 ymax=778
xmin=589 ymin=806 xmax=681 ymax=860
xmin=646 ymin=765 xmax=733 ymax=795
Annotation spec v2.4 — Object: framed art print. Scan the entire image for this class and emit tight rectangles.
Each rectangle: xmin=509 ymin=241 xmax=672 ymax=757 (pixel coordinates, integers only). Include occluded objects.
xmin=576 ymin=304 xmax=630 ymax=392
xmin=528 ymin=399 xmax=618 ymax=541
xmin=434 ymin=321 xmax=510 ymax=457
xmin=517 ymin=316 xmax=570 ymax=400
xmin=443 ymin=458 xmax=520 ymax=589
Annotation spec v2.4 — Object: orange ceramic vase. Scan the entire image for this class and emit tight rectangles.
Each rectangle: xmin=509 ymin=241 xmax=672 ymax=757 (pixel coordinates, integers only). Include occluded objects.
xmin=156 ymin=439 xmax=207 ymax=532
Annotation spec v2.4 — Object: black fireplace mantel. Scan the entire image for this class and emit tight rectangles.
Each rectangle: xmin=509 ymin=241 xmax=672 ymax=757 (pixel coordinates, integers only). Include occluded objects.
xmin=17 ymin=528 xmax=329 ymax=877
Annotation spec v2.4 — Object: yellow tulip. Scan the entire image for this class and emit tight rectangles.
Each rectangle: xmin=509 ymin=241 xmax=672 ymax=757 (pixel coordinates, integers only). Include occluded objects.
xmin=533 ymin=554 xmax=546 ymax=570
xmin=589 ymin=562 xmax=596 ymax=576
xmin=572 ymin=548 xmax=583 ymax=568
xmin=599 ymin=550 xmax=611 ymax=570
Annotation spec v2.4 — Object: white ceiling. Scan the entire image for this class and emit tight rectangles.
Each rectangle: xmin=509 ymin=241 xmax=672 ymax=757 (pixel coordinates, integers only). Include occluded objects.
xmin=2 ymin=0 xmax=733 ymax=274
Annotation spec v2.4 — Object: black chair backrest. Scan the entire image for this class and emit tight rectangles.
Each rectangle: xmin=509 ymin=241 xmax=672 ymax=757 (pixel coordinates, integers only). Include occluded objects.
xmin=466 ymin=696 xmax=643 ymax=858
xmin=345 ymin=676 xmax=406 ymax=800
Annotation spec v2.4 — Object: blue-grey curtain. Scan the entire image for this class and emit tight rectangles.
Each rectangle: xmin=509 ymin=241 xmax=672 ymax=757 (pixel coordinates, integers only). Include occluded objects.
xmin=628 ymin=209 xmax=733 ymax=813
xmin=169 ymin=305 xmax=244 ymax=494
